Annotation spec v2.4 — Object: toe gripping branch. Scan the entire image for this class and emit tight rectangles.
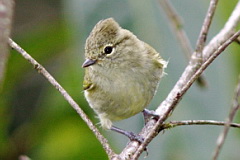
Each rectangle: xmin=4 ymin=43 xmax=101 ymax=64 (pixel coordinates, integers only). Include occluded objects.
xmin=110 ymin=126 xmax=144 ymax=143
xmin=142 ymin=109 xmax=160 ymax=124
xmin=110 ymin=109 xmax=160 ymax=143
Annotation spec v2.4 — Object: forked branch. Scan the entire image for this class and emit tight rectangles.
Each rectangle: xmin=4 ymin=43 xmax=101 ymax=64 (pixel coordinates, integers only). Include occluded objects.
xmin=130 ymin=30 xmax=240 ymax=160
xmin=159 ymin=0 xmax=208 ymax=87
xmin=119 ymin=1 xmax=240 ymax=159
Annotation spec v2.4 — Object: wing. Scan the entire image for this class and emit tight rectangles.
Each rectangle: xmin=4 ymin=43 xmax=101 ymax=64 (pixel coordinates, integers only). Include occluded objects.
xmin=144 ymin=42 xmax=167 ymax=69
xmin=83 ymin=69 xmax=94 ymax=91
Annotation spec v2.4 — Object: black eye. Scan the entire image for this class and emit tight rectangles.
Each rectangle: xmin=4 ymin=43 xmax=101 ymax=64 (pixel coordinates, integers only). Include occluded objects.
xmin=104 ymin=46 xmax=113 ymax=54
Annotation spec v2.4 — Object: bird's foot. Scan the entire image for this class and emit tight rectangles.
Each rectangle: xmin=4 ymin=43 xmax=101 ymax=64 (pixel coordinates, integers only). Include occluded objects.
xmin=142 ymin=109 xmax=160 ymax=124
xmin=110 ymin=126 xmax=144 ymax=143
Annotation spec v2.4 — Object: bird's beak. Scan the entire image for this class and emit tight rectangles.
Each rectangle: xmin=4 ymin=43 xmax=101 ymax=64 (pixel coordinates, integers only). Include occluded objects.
xmin=82 ymin=58 xmax=97 ymax=68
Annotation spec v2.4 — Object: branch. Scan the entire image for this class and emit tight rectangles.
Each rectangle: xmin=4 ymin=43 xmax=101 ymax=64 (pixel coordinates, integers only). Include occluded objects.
xmin=159 ymin=0 xmax=208 ymax=87
xmin=0 ymin=0 xmax=14 ymax=89
xmin=203 ymin=1 xmax=240 ymax=61
xmin=159 ymin=0 xmax=192 ymax=59
xmin=118 ymin=1 xmax=240 ymax=159
xmin=164 ymin=120 xmax=240 ymax=129
xmin=195 ymin=0 xmax=219 ymax=59
xmin=8 ymin=38 xmax=116 ymax=159
xmin=130 ymin=30 xmax=240 ymax=160
xmin=212 ymin=75 xmax=240 ymax=160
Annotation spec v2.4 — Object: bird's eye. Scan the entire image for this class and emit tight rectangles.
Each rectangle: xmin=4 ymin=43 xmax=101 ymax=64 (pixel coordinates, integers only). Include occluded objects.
xmin=103 ymin=45 xmax=114 ymax=54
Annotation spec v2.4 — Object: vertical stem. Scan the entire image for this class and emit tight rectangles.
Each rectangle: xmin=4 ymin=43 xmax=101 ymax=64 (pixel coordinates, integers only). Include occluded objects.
xmin=0 ymin=0 xmax=14 ymax=88
xmin=212 ymin=75 xmax=240 ymax=160
xmin=195 ymin=0 xmax=219 ymax=60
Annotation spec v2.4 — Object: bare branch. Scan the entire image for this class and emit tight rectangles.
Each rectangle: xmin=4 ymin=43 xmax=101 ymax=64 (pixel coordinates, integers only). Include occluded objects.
xmin=8 ymin=38 xmax=116 ymax=159
xmin=203 ymin=1 xmax=240 ymax=61
xmin=130 ymin=30 xmax=240 ymax=160
xmin=195 ymin=0 xmax=219 ymax=59
xmin=159 ymin=0 xmax=208 ymax=87
xmin=0 ymin=0 xmax=14 ymax=89
xmin=119 ymin=1 xmax=240 ymax=158
xmin=118 ymin=29 xmax=240 ymax=160
xmin=212 ymin=75 xmax=240 ymax=160
xmin=164 ymin=120 xmax=240 ymax=129
xmin=159 ymin=0 xmax=192 ymax=59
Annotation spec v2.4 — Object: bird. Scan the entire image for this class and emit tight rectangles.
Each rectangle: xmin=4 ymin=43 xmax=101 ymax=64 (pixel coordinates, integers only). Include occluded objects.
xmin=82 ymin=18 xmax=167 ymax=141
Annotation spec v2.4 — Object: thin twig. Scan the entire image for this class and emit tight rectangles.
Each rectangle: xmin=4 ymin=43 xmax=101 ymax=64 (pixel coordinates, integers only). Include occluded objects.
xmin=175 ymin=30 xmax=240 ymax=107
xmin=195 ymin=0 xmax=219 ymax=60
xmin=203 ymin=1 xmax=240 ymax=61
xmin=159 ymin=0 xmax=208 ymax=87
xmin=212 ymin=75 xmax=240 ymax=160
xmin=164 ymin=120 xmax=240 ymax=129
xmin=8 ymin=38 xmax=116 ymax=159
xmin=159 ymin=0 xmax=192 ymax=59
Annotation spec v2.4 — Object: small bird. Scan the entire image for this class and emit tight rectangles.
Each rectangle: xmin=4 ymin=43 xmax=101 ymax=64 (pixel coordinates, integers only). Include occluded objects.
xmin=82 ymin=18 xmax=167 ymax=141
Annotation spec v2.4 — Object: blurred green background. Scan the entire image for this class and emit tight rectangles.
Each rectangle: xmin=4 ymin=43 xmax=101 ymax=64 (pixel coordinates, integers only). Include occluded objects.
xmin=0 ymin=0 xmax=240 ymax=160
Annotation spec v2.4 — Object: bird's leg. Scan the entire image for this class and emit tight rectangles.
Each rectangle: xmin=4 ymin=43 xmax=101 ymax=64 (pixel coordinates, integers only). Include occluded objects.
xmin=110 ymin=126 xmax=144 ymax=143
xmin=111 ymin=126 xmax=149 ymax=155
xmin=142 ymin=109 xmax=160 ymax=124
